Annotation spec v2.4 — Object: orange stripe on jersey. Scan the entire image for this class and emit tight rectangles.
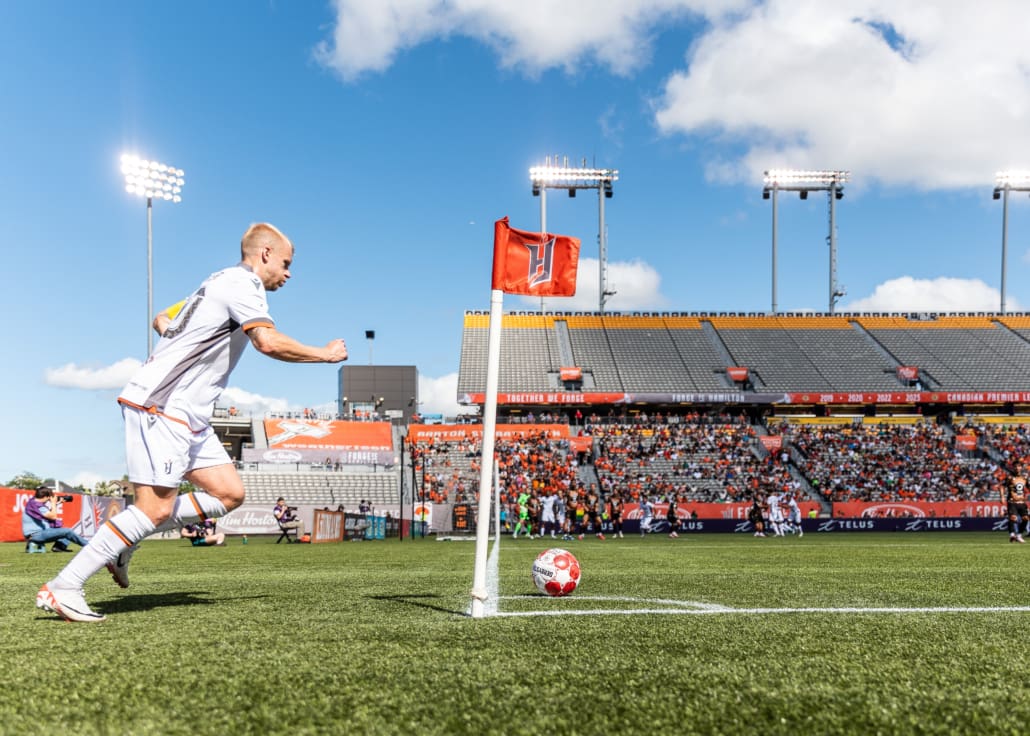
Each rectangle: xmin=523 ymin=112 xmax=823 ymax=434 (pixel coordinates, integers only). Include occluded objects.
xmin=106 ymin=521 xmax=132 ymax=546
xmin=187 ymin=493 xmax=207 ymax=521
xmin=242 ymin=320 xmax=275 ymax=332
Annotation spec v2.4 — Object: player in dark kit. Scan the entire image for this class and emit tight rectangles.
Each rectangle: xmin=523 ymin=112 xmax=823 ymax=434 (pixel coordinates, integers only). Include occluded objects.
xmin=608 ymin=493 xmax=624 ymax=539
xmin=666 ymin=496 xmax=680 ymax=538
xmin=748 ymin=495 xmax=766 ymax=538
xmin=1003 ymin=474 xmax=1028 ymax=544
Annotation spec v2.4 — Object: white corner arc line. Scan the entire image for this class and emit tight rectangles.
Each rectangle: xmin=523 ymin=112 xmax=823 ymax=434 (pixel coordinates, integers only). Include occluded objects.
xmin=487 ymin=596 xmax=1030 ymax=618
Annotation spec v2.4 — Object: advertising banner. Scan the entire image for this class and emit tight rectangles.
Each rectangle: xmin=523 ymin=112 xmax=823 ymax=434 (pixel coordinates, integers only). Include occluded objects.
xmin=0 ymin=488 xmax=124 ymax=543
xmin=896 ymin=366 xmax=919 ymax=380
xmin=459 ymin=390 xmax=1030 ymax=407
xmin=312 ymin=510 xmax=344 ymax=543
xmin=758 ymin=435 xmax=783 ymax=452
xmin=244 ymin=419 xmax=395 ymax=465
xmin=954 ymin=433 xmax=978 ymax=451
xmin=568 ymin=435 xmax=594 ymax=453
xmin=831 ymin=500 xmax=1005 ymax=518
xmin=407 ymin=424 xmax=570 ymax=443
xmin=618 ymin=517 xmax=1007 ymax=534
xmin=727 ymin=367 xmax=750 ymax=382
xmin=560 ymin=366 xmax=583 ymax=381
xmin=622 ymin=500 xmax=821 ymax=521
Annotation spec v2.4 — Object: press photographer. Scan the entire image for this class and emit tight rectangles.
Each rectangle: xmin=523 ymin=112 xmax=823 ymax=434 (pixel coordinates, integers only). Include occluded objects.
xmin=22 ymin=486 xmax=89 ymax=552
xmin=273 ymin=496 xmax=305 ymax=538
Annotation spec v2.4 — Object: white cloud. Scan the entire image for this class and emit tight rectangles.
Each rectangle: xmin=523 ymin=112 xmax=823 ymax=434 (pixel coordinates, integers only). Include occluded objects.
xmin=220 ymin=386 xmax=293 ymax=416
xmin=314 ymin=0 xmax=746 ymax=80
xmin=44 ymin=358 xmax=141 ymax=390
xmin=843 ymin=276 xmax=1017 ymax=312
xmin=518 ymin=256 xmax=668 ymax=312
xmin=655 ymin=1 xmax=1030 ymax=189
xmin=417 ymin=372 xmax=469 ymax=417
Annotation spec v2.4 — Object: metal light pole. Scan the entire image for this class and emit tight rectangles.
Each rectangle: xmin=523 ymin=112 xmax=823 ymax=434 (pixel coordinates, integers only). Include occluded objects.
xmin=530 ymin=157 xmax=618 ymax=313
xmin=763 ymin=169 xmax=849 ymax=314
xmin=121 ymin=154 xmax=185 ymax=356
xmin=993 ymin=171 xmax=1030 ymax=314
xmin=539 ymin=186 xmax=547 ymax=312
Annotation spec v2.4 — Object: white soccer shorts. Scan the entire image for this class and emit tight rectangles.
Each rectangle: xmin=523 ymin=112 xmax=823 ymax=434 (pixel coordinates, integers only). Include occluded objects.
xmin=123 ymin=405 xmax=230 ymax=487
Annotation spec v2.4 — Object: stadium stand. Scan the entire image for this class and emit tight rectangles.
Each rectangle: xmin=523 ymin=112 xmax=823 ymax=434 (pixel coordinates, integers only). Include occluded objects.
xmin=856 ymin=316 xmax=1030 ymax=390
xmin=709 ymin=316 xmax=900 ymax=391
xmin=458 ymin=311 xmax=1030 ymax=394
xmin=238 ymin=470 xmax=399 ymax=510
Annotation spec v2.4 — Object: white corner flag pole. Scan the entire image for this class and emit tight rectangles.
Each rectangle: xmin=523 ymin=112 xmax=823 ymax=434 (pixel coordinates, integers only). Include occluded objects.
xmin=494 ymin=458 xmax=501 ymax=543
xmin=470 ymin=288 xmax=503 ymax=618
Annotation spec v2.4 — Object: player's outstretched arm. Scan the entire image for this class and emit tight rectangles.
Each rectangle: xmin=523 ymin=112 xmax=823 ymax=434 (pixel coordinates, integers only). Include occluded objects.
xmin=247 ymin=325 xmax=348 ymax=364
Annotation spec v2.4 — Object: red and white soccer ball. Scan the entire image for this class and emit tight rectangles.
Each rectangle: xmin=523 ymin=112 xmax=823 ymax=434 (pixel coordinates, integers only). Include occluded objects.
xmin=532 ymin=548 xmax=581 ymax=597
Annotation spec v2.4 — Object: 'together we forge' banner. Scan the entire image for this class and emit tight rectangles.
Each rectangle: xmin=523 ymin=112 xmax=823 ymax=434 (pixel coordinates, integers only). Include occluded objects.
xmin=460 ymin=390 xmax=1030 ymax=406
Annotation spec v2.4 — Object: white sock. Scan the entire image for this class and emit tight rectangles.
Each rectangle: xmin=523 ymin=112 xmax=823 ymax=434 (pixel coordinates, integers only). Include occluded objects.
xmin=154 ymin=492 xmax=229 ymax=533
xmin=50 ymin=506 xmax=156 ymax=590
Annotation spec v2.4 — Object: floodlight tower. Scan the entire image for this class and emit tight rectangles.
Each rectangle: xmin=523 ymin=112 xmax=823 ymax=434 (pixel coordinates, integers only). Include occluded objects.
xmin=121 ymin=153 xmax=185 ymax=356
xmin=530 ymin=157 xmax=618 ymax=313
xmin=993 ymin=171 xmax=1030 ymax=314
xmin=763 ymin=169 xmax=849 ymax=314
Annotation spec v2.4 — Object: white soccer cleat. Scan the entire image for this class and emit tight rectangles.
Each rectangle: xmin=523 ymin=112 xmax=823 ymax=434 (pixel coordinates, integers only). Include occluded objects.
xmin=36 ymin=584 xmax=106 ymax=623
xmin=106 ymin=545 xmax=138 ymax=589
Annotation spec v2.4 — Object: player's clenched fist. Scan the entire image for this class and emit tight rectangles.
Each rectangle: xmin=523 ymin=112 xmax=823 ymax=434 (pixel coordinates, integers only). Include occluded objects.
xmin=325 ymin=339 xmax=348 ymax=363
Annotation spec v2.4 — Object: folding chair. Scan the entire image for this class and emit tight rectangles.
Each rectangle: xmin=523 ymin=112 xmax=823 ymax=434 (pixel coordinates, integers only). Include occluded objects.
xmin=276 ymin=521 xmax=299 ymax=544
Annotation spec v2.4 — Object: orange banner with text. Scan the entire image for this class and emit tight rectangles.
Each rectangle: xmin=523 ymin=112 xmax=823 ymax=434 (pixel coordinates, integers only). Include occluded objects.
xmin=832 ymin=501 xmax=1004 ymax=518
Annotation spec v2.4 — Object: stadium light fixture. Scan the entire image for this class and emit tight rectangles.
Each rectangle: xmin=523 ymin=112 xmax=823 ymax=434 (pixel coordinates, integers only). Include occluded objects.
xmin=762 ymin=169 xmax=849 ymax=314
xmin=530 ymin=157 xmax=619 ymax=314
xmin=121 ymin=153 xmax=185 ymax=357
xmin=993 ymin=171 xmax=1030 ymax=314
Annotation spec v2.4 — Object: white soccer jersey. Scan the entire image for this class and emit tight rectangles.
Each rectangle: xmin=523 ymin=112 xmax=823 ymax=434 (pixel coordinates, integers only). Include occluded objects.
xmin=786 ymin=497 xmax=801 ymax=523
xmin=119 ymin=264 xmax=274 ymax=431
xmin=767 ymin=493 xmax=784 ymax=522
xmin=541 ymin=494 xmax=557 ymax=523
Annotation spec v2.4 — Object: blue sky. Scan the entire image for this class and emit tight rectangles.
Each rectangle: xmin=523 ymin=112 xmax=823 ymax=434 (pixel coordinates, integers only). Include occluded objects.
xmin=3 ymin=0 xmax=1029 ymax=487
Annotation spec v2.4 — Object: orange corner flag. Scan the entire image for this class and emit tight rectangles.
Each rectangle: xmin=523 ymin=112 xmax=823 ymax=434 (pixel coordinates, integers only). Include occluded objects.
xmin=491 ymin=217 xmax=580 ymax=297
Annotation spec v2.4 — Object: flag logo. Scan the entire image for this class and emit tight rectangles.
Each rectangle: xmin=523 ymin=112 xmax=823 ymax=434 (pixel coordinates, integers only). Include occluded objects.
xmin=526 ymin=238 xmax=556 ymax=288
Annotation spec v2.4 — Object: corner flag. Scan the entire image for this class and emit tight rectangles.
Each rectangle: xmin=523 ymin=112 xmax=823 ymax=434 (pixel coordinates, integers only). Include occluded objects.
xmin=470 ymin=217 xmax=580 ymax=619
xmin=491 ymin=217 xmax=581 ymax=296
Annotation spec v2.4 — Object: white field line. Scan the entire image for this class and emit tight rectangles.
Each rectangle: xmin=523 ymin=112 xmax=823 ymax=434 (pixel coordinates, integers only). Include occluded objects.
xmin=487 ymin=595 xmax=1030 ymax=618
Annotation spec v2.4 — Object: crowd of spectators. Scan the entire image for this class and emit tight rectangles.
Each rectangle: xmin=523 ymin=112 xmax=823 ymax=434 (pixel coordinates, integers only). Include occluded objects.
xmin=587 ymin=412 xmax=798 ymax=505
xmin=782 ymin=421 xmax=1003 ymax=503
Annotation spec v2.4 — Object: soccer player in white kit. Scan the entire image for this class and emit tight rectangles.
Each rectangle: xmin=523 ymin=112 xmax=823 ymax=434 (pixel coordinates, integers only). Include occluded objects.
xmin=766 ymin=490 xmax=785 ymax=537
xmin=540 ymin=489 xmax=558 ymax=538
xmin=36 ymin=223 xmax=348 ymax=622
xmin=784 ymin=493 xmax=803 ymax=537
xmin=639 ymin=497 xmax=655 ymax=536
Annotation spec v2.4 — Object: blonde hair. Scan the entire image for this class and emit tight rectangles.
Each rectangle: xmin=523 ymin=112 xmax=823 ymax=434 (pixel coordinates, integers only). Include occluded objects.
xmin=240 ymin=223 xmax=292 ymax=259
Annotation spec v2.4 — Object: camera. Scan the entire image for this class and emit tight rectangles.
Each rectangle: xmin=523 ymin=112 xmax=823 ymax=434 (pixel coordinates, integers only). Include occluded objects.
xmin=57 ymin=495 xmax=74 ymax=502
xmin=288 ymin=506 xmax=298 ymax=511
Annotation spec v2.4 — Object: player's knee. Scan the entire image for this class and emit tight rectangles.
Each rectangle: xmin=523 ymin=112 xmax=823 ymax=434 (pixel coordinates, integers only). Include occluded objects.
xmin=219 ymin=485 xmax=246 ymax=510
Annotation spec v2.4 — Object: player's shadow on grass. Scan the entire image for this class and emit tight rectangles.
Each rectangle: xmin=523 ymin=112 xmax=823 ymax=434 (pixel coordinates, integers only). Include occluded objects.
xmin=97 ymin=591 xmax=269 ymax=614
xmin=368 ymin=593 xmax=466 ymax=616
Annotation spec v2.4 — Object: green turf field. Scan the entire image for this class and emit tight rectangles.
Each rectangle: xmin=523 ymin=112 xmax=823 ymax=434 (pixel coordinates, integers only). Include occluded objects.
xmin=2 ymin=532 xmax=1028 ymax=735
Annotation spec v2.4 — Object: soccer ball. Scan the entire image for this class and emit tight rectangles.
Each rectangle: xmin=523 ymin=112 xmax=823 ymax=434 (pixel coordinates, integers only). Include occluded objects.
xmin=531 ymin=548 xmax=581 ymax=597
